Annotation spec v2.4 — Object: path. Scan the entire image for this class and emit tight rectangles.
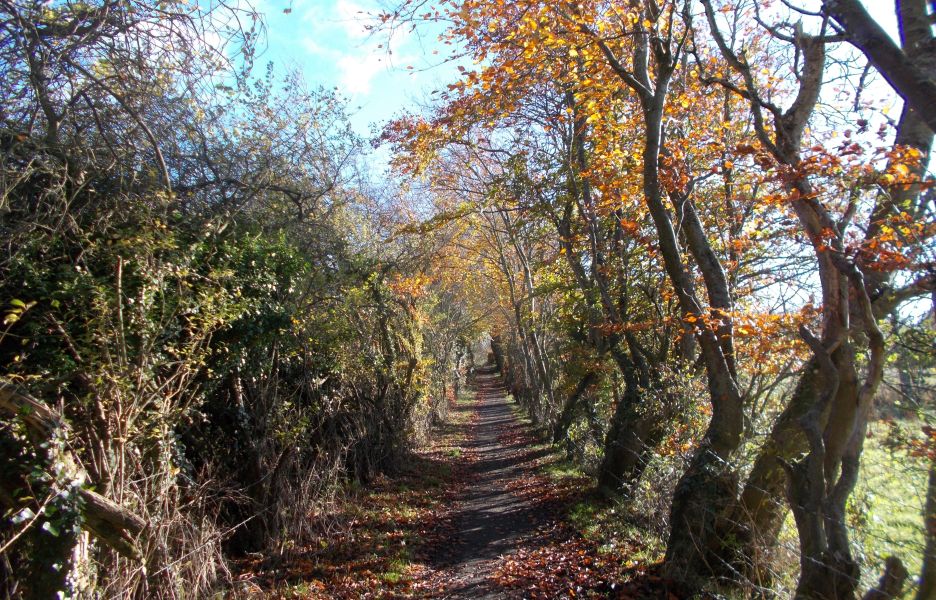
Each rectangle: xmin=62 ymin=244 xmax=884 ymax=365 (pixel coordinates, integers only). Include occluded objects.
xmin=237 ymin=365 xmax=652 ymax=599
xmin=438 ymin=366 xmax=552 ymax=598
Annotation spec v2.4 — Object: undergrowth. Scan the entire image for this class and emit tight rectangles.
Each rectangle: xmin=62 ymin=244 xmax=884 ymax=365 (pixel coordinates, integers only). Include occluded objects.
xmin=231 ymin=388 xmax=475 ymax=598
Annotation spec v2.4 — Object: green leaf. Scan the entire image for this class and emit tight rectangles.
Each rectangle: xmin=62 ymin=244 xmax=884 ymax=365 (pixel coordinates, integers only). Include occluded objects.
xmin=41 ymin=520 xmax=60 ymax=537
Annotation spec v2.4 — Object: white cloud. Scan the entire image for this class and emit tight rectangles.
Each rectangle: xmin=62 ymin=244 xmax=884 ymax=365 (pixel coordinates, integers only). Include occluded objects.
xmin=267 ymin=0 xmax=423 ymax=102
xmin=300 ymin=35 xmax=330 ymax=57
xmin=335 ymin=0 xmax=370 ymax=39
xmin=336 ymin=51 xmax=384 ymax=95
xmin=296 ymin=0 xmax=371 ymax=39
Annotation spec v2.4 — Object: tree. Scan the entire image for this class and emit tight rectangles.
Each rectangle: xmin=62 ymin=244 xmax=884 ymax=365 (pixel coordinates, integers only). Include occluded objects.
xmin=820 ymin=0 xmax=936 ymax=134
xmin=699 ymin=1 xmax=935 ymax=596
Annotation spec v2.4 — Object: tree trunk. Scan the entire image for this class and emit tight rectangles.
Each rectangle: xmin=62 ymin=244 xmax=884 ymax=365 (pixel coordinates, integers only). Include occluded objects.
xmin=0 ymin=382 xmax=146 ymax=560
xmin=726 ymin=346 xmax=856 ymax=584
xmin=598 ymin=357 xmax=665 ymax=496
xmin=641 ymin=76 xmax=744 ymax=592
xmin=721 ymin=1 xmax=936 ymax=585
xmin=918 ymin=293 xmax=936 ymax=600
xmin=553 ymin=372 xmax=598 ymax=444
xmin=0 ymin=381 xmax=148 ymax=598
xmin=864 ymin=556 xmax=908 ymax=600
xmin=820 ymin=0 xmax=936 ymax=133
xmin=918 ymin=457 xmax=936 ymax=600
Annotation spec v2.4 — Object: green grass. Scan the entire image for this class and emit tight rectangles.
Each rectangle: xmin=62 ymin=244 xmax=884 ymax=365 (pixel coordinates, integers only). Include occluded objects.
xmin=379 ymin=556 xmax=410 ymax=584
xmin=507 ymin=392 xmax=669 ymax=567
xmin=282 ymin=581 xmax=314 ymax=598
xmin=850 ymin=421 xmax=928 ymax=595
xmin=541 ymin=458 xmax=584 ymax=479
xmin=768 ymin=419 xmax=929 ymax=597
xmin=565 ymin=496 xmax=666 ymax=564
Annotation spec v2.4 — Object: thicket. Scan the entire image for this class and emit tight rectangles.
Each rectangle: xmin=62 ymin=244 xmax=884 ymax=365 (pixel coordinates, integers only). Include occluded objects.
xmin=0 ymin=1 xmax=477 ymax=597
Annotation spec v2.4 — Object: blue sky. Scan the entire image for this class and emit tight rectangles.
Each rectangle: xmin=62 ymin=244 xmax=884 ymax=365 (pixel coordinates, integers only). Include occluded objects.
xmin=251 ymin=0 xmax=459 ymax=139
xmin=248 ymin=0 xmax=900 ymax=140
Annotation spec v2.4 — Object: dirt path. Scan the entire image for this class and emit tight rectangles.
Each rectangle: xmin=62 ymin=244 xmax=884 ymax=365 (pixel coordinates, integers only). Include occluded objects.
xmin=436 ymin=366 xmax=553 ymax=598
xmin=240 ymin=365 xmax=651 ymax=599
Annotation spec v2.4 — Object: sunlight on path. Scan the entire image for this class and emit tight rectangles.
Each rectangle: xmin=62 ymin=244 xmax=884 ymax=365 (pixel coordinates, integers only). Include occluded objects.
xmin=439 ymin=366 xmax=552 ymax=598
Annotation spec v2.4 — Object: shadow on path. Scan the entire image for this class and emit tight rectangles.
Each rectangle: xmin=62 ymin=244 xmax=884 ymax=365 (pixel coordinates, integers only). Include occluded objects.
xmin=437 ymin=366 xmax=553 ymax=599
